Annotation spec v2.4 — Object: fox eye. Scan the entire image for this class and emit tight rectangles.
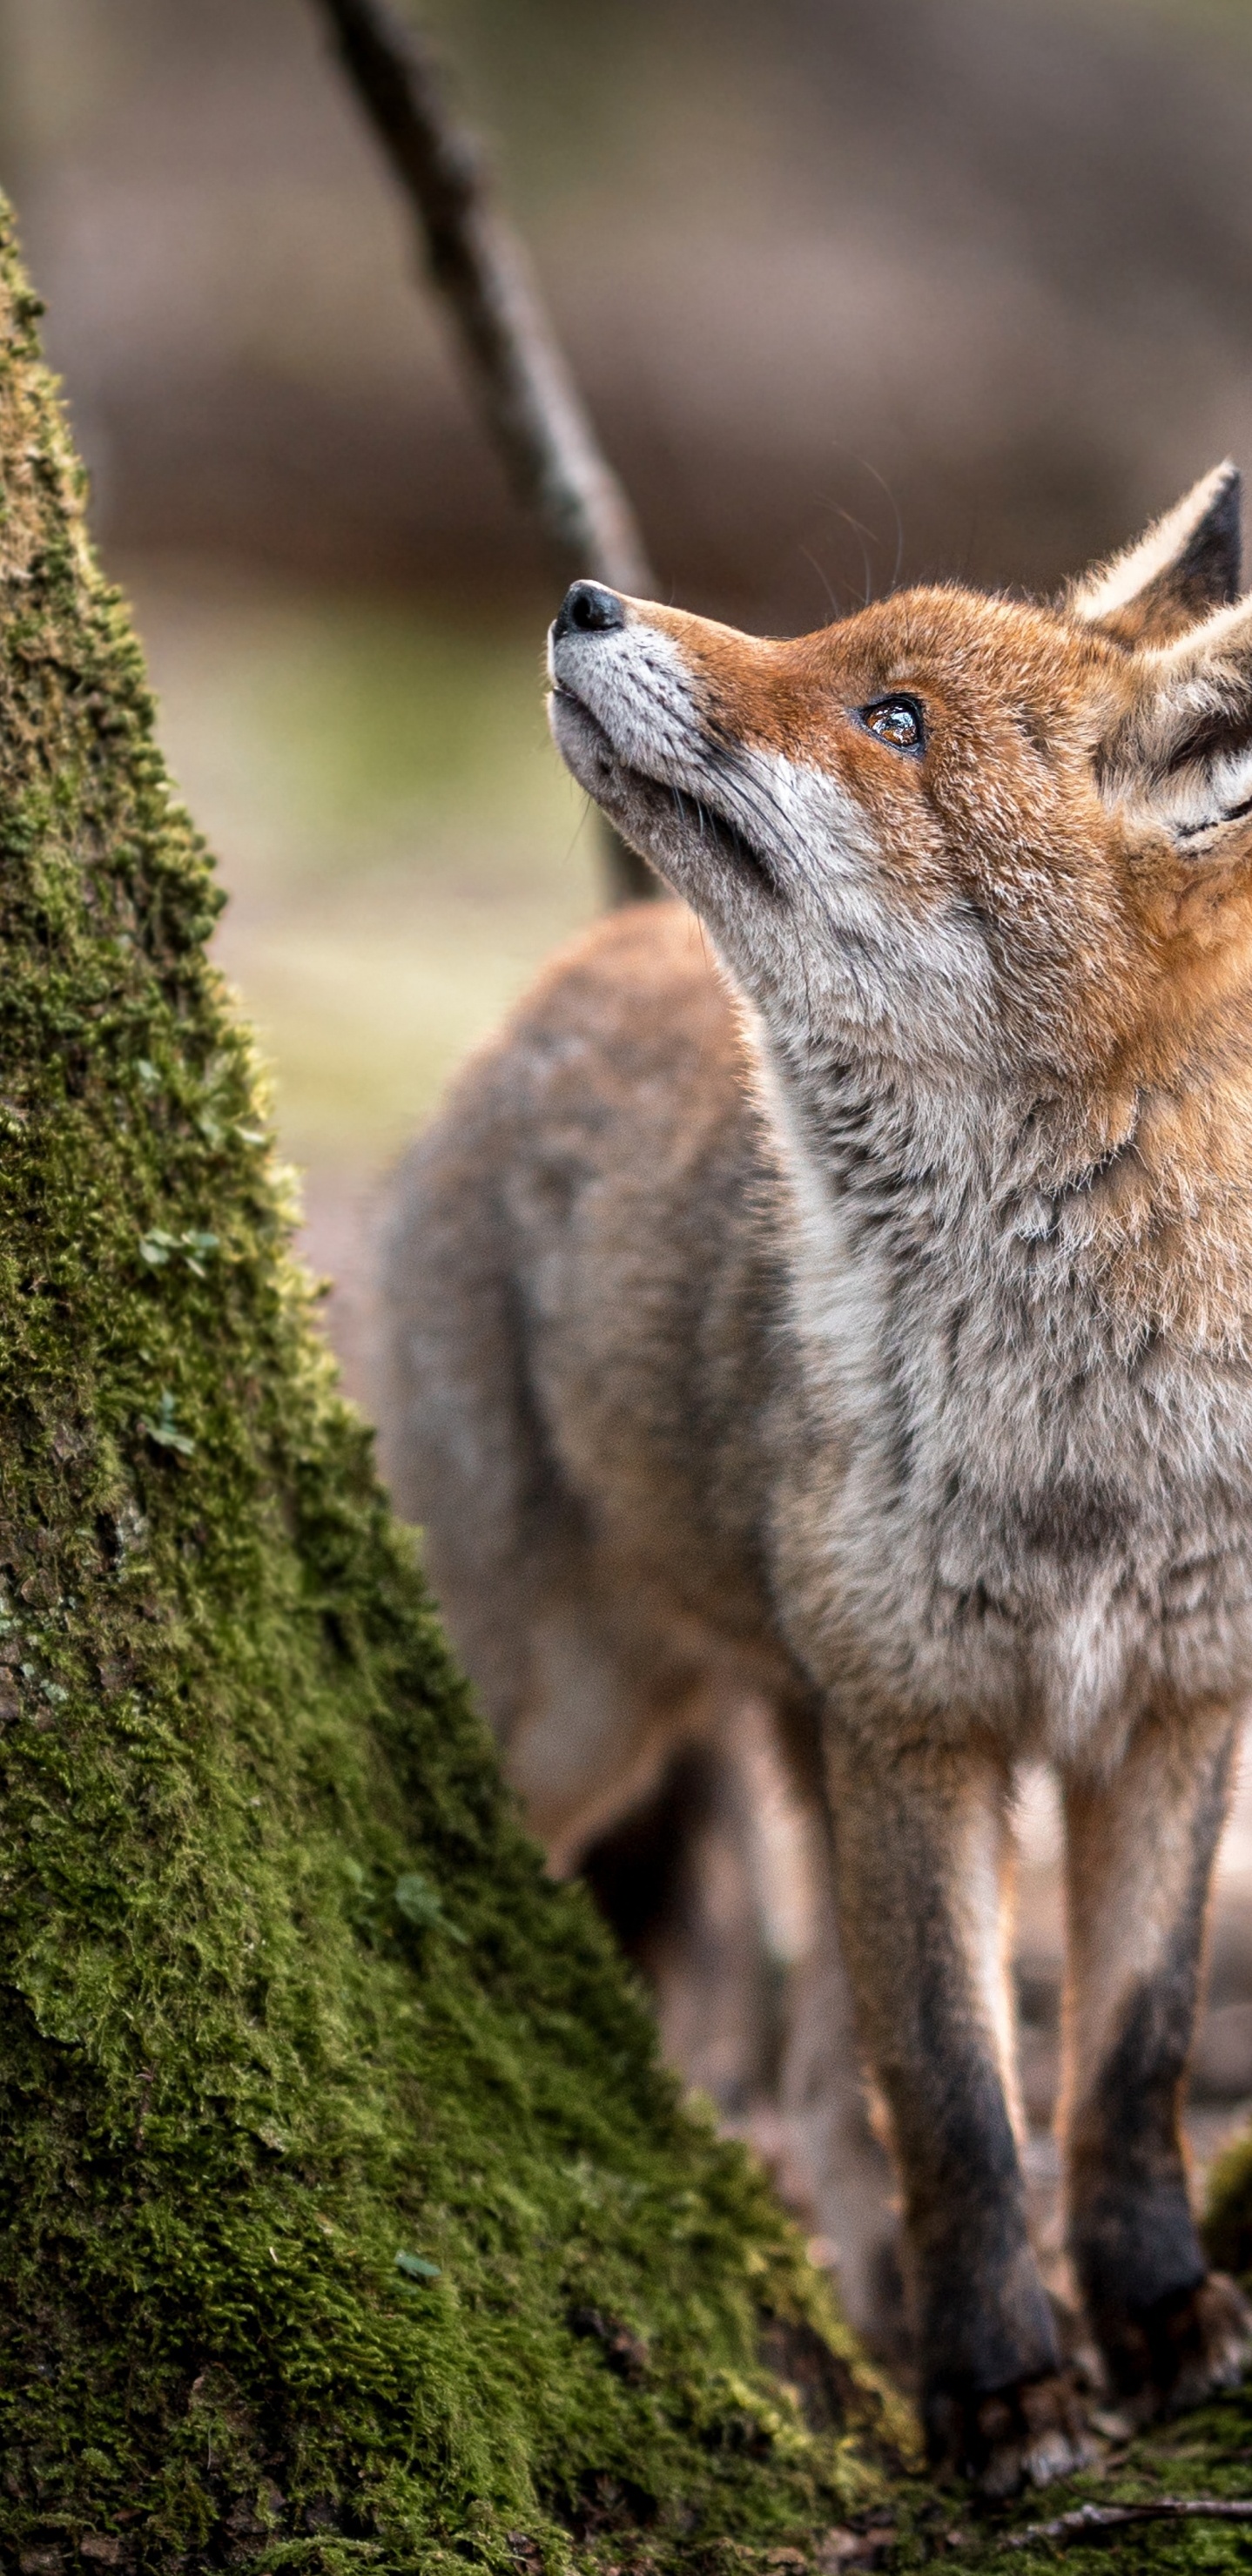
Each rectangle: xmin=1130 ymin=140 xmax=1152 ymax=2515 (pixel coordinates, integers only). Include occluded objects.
xmin=861 ymin=695 xmax=925 ymax=752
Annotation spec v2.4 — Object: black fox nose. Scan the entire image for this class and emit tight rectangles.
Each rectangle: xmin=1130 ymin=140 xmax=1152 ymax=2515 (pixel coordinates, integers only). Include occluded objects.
xmin=553 ymin=581 xmax=626 ymax=640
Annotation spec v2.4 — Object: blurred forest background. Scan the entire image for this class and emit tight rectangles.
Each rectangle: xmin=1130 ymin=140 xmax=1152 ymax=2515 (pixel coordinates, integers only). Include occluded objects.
xmin=8 ymin=0 xmax=1252 ymax=2290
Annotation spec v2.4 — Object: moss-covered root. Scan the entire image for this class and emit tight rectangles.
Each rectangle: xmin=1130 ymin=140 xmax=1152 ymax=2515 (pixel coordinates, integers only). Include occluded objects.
xmin=0 ymin=205 xmax=919 ymax=2573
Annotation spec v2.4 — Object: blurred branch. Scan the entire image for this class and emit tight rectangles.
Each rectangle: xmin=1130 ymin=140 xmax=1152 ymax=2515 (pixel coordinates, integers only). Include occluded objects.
xmin=1006 ymin=2498 xmax=1252 ymax=2550
xmin=312 ymin=0 xmax=659 ymax=902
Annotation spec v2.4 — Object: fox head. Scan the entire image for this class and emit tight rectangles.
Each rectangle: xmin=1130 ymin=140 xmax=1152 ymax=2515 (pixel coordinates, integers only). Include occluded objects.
xmin=548 ymin=465 xmax=1252 ymax=1131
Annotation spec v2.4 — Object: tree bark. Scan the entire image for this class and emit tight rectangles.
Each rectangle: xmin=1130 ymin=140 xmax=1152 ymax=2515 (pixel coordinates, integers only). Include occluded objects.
xmin=0 ymin=210 xmax=899 ymax=2568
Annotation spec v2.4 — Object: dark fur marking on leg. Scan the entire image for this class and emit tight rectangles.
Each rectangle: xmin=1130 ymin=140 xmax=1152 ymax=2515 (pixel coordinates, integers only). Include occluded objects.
xmin=1068 ymin=1728 xmax=1242 ymax=2406
xmin=1070 ymin=1969 xmax=1205 ymax=2347
xmin=863 ymin=1886 xmax=1060 ymax=2404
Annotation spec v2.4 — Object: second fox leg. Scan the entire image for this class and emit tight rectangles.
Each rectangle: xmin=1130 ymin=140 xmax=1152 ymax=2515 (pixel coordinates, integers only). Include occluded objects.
xmin=827 ymin=1730 xmax=1087 ymax=2489
xmin=1061 ymin=1703 xmax=1249 ymax=2417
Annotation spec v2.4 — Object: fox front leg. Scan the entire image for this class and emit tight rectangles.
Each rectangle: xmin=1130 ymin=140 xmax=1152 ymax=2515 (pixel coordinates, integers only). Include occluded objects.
xmin=827 ymin=1730 xmax=1091 ymax=2493
xmin=1062 ymin=1704 xmax=1250 ymax=2420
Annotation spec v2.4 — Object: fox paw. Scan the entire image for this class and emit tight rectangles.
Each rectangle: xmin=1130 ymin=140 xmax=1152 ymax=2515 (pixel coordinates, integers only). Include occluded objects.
xmin=927 ymin=2369 xmax=1097 ymax=2498
xmin=1099 ymin=2272 xmax=1250 ymax=2424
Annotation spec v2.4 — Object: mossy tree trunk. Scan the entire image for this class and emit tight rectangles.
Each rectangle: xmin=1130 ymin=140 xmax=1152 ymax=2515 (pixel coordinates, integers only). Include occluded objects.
xmin=0 ymin=212 xmax=908 ymax=2573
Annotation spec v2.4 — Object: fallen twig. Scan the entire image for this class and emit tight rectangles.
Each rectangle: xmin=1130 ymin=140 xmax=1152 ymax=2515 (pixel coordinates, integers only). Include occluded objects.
xmin=311 ymin=0 xmax=658 ymax=899
xmin=1005 ymin=2493 xmax=1252 ymax=2549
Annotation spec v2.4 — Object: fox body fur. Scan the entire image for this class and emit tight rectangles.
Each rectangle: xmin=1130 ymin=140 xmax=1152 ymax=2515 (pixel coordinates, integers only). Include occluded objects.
xmin=382 ymin=464 xmax=1252 ymax=2489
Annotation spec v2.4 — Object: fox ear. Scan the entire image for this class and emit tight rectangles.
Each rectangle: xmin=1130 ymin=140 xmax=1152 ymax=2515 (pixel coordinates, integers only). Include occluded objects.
xmin=1068 ymin=462 xmax=1242 ymax=647
xmin=1102 ymin=592 xmax=1252 ymax=850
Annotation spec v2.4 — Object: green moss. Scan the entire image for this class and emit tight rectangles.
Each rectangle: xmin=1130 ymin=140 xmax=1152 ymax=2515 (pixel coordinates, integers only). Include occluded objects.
xmin=0 ymin=208 xmax=917 ymax=2573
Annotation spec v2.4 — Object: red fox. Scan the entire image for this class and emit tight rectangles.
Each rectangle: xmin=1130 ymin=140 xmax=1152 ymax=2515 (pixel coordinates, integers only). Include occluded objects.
xmin=381 ymin=465 xmax=1252 ymax=2491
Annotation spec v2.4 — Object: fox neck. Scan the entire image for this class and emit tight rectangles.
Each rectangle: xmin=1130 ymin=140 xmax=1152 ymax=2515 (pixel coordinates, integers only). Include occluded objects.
xmin=745 ymin=1002 xmax=1252 ymax=1371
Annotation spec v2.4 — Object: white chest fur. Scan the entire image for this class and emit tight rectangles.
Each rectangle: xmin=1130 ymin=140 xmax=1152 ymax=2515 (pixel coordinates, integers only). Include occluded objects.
xmin=759 ymin=1052 xmax=1252 ymax=1760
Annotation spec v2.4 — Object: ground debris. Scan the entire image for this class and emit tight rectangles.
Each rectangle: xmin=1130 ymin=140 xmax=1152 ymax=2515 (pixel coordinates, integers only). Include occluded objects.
xmin=1003 ymin=2492 xmax=1252 ymax=2548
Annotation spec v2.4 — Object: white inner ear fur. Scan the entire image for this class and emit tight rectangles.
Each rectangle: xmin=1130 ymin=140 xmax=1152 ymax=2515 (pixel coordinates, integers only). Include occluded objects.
xmin=1069 ymin=459 xmax=1238 ymax=625
xmin=1122 ymin=745 xmax=1252 ymax=847
xmin=1109 ymin=591 xmax=1252 ymax=846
